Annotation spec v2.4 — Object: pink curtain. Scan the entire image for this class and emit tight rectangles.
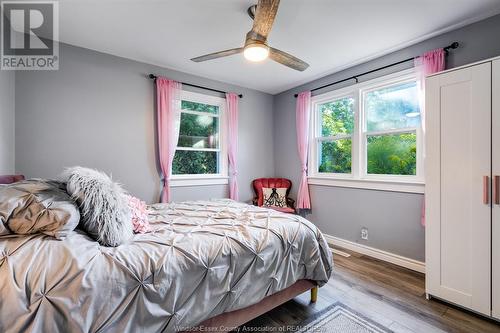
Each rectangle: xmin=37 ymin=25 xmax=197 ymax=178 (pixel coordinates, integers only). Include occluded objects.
xmin=415 ymin=48 xmax=445 ymax=133
xmin=226 ymin=93 xmax=239 ymax=201
xmin=156 ymin=77 xmax=182 ymax=203
xmin=415 ymin=48 xmax=445 ymax=226
xmin=296 ymin=91 xmax=312 ymax=210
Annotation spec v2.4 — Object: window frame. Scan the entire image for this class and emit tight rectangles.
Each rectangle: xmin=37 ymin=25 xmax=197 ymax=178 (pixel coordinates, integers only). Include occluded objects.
xmin=313 ymin=91 xmax=359 ymax=179
xmin=170 ymin=90 xmax=228 ymax=187
xmin=308 ymin=69 xmax=425 ymax=194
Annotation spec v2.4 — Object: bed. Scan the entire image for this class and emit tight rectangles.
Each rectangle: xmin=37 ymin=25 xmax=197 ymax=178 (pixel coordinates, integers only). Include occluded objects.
xmin=0 ymin=199 xmax=333 ymax=332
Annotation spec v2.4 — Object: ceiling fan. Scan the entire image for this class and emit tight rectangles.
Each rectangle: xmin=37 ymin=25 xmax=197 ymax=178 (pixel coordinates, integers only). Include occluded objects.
xmin=190 ymin=0 xmax=309 ymax=71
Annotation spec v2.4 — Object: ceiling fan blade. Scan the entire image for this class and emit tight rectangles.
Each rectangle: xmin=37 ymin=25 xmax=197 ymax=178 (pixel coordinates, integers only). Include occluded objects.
xmin=269 ymin=47 xmax=309 ymax=71
xmin=251 ymin=0 xmax=280 ymax=40
xmin=191 ymin=48 xmax=243 ymax=62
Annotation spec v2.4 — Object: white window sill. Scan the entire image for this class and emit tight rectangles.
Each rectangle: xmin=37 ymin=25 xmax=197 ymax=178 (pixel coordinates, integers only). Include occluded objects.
xmin=308 ymin=176 xmax=424 ymax=194
xmin=170 ymin=176 xmax=229 ymax=187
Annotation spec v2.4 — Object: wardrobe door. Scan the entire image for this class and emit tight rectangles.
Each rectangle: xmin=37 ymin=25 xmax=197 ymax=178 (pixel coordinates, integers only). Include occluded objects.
xmin=425 ymin=62 xmax=491 ymax=316
xmin=493 ymin=59 xmax=500 ymax=319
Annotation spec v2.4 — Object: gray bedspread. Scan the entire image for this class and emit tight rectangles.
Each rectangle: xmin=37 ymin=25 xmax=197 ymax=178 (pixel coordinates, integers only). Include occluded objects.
xmin=0 ymin=199 xmax=333 ymax=333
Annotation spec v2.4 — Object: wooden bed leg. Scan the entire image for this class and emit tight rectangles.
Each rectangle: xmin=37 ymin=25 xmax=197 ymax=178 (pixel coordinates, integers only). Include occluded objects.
xmin=310 ymin=286 xmax=318 ymax=303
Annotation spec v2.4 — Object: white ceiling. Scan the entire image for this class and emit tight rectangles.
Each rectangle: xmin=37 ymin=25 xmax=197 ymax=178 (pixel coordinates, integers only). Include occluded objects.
xmin=58 ymin=0 xmax=500 ymax=94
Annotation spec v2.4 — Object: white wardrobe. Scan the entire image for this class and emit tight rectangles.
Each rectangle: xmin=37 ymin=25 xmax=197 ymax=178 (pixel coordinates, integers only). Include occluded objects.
xmin=425 ymin=57 xmax=500 ymax=318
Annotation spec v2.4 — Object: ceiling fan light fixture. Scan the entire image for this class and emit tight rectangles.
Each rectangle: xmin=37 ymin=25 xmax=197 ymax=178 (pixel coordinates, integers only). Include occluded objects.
xmin=191 ymin=0 xmax=309 ymax=71
xmin=243 ymin=43 xmax=269 ymax=62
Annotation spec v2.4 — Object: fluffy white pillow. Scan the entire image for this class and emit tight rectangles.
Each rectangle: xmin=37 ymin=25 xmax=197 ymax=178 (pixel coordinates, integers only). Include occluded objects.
xmin=62 ymin=167 xmax=133 ymax=246
xmin=262 ymin=187 xmax=288 ymax=208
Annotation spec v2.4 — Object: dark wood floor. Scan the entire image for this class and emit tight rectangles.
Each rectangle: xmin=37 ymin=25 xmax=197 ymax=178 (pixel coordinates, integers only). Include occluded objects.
xmin=242 ymin=247 xmax=500 ymax=333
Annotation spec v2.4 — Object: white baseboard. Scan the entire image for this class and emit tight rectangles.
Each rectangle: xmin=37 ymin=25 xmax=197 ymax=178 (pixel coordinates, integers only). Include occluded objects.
xmin=323 ymin=234 xmax=426 ymax=274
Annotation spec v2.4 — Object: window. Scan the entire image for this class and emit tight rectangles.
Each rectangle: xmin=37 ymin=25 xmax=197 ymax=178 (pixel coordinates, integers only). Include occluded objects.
xmin=309 ymin=70 xmax=424 ymax=193
xmin=318 ymin=97 xmax=355 ymax=174
xmin=171 ymin=91 xmax=227 ymax=186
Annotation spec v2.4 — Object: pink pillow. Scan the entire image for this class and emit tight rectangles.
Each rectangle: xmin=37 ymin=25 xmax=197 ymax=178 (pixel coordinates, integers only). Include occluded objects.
xmin=125 ymin=195 xmax=150 ymax=233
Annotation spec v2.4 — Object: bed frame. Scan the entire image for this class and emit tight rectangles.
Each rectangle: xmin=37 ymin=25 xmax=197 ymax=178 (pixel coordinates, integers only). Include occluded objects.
xmin=184 ymin=280 xmax=318 ymax=332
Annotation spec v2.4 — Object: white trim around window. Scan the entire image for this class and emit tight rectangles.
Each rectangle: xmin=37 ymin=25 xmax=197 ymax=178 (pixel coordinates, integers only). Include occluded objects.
xmin=170 ymin=90 xmax=228 ymax=187
xmin=308 ymin=69 xmax=425 ymax=194
xmin=170 ymin=175 xmax=229 ymax=187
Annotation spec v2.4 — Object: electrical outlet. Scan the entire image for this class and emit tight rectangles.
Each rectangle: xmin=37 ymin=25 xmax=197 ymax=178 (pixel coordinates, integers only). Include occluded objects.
xmin=361 ymin=227 xmax=368 ymax=240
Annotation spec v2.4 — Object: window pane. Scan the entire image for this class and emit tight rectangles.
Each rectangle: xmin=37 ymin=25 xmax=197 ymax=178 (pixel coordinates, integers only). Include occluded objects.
xmin=364 ymin=81 xmax=420 ymax=132
xmin=319 ymin=97 xmax=355 ymax=136
xmin=181 ymin=100 xmax=219 ymax=114
xmin=178 ymin=113 xmax=219 ymax=149
xmin=318 ymin=139 xmax=352 ymax=174
xmin=367 ymin=133 xmax=416 ymax=175
xmin=172 ymin=151 xmax=218 ymax=175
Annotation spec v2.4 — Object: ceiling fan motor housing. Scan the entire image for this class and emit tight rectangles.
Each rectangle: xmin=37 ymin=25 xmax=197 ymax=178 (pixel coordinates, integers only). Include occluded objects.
xmin=245 ymin=30 xmax=268 ymax=47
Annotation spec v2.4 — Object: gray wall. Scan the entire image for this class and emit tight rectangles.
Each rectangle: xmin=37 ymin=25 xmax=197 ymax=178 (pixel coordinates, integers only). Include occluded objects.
xmin=13 ymin=14 xmax=500 ymax=261
xmin=0 ymin=70 xmax=15 ymax=174
xmin=273 ymin=14 xmax=500 ymax=262
xmin=15 ymin=43 xmax=275 ymax=203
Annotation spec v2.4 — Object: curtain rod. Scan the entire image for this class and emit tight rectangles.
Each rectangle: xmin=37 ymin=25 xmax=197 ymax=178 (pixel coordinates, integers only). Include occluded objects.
xmin=148 ymin=74 xmax=243 ymax=98
xmin=294 ymin=42 xmax=459 ymax=98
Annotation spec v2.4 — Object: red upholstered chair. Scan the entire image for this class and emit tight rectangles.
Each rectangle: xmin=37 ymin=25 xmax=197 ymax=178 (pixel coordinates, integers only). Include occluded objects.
xmin=0 ymin=175 xmax=25 ymax=184
xmin=252 ymin=178 xmax=296 ymax=214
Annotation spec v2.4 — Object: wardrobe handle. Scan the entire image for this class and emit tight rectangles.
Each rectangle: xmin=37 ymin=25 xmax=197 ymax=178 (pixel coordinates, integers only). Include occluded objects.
xmin=494 ymin=175 xmax=500 ymax=205
xmin=483 ymin=176 xmax=489 ymax=205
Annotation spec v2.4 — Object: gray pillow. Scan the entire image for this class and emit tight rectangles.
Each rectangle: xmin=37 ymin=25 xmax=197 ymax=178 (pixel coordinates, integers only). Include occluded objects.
xmin=62 ymin=167 xmax=132 ymax=247
xmin=0 ymin=179 xmax=80 ymax=239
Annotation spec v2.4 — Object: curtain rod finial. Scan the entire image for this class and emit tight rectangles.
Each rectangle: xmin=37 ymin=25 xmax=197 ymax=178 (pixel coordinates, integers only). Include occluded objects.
xmin=444 ymin=42 xmax=459 ymax=53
